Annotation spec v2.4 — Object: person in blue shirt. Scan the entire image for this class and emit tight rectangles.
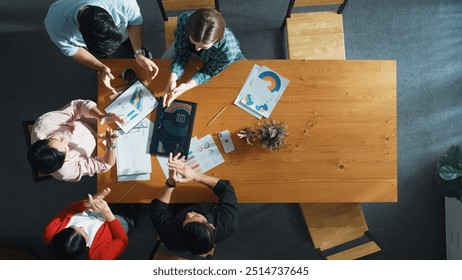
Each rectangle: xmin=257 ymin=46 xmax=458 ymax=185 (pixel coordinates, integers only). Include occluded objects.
xmin=44 ymin=0 xmax=159 ymax=95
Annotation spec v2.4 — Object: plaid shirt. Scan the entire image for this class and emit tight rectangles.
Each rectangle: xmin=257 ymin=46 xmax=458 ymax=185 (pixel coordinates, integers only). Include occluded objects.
xmin=172 ymin=11 xmax=245 ymax=85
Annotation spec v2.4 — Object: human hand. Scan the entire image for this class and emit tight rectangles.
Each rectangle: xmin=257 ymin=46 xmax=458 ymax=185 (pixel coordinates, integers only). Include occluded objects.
xmin=93 ymin=187 xmax=111 ymax=200
xmin=167 ymin=152 xmax=199 ymax=183
xmin=136 ymin=56 xmax=159 ymax=80
xmin=168 ymin=152 xmax=185 ymax=180
xmin=87 ymin=194 xmax=113 ymax=220
xmin=100 ymin=113 xmax=126 ymax=125
xmin=163 ymin=74 xmax=178 ymax=107
xmin=164 ymin=83 xmax=190 ymax=108
xmin=98 ymin=128 xmax=119 ymax=148
xmin=99 ymin=65 xmax=117 ymax=95
xmin=84 ymin=188 xmax=111 ymax=207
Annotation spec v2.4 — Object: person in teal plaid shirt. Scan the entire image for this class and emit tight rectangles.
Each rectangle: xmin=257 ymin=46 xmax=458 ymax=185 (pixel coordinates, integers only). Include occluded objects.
xmin=162 ymin=8 xmax=245 ymax=107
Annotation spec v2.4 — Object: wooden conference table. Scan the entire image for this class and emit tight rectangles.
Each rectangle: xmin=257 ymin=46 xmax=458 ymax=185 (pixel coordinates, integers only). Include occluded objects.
xmin=97 ymin=59 xmax=396 ymax=203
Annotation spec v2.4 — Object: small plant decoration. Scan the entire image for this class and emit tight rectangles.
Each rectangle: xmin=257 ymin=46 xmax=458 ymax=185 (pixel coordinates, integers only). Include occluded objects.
xmin=237 ymin=125 xmax=257 ymax=145
xmin=257 ymin=119 xmax=288 ymax=152
xmin=436 ymin=145 xmax=462 ymax=201
xmin=237 ymin=119 xmax=289 ymax=151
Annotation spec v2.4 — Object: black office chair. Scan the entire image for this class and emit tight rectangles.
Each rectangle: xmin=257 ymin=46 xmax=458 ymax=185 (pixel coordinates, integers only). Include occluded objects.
xmin=22 ymin=120 xmax=53 ymax=182
xmin=149 ymin=237 xmax=215 ymax=260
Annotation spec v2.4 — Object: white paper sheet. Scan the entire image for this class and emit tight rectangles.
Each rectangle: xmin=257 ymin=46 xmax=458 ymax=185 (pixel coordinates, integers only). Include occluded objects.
xmin=116 ymin=118 xmax=154 ymax=179
xmin=156 ymin=135 xmax=225 ymax=179
xmin=233 ymin=64 xmax=263 ymax=119
xmin=105 ymin=80 xmax=158 ymax=133
xmin=239 ymin=65 xmax=289 ymax=118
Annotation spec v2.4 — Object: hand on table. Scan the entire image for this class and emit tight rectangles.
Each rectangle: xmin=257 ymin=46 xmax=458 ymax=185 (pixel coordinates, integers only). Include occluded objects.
xmin=167 ymin=152 xmax=199 ymax=183
xmin=136 ymin=55 xmax=159 ymax=80
xmin=100 ymin=113 xmax=126 ymax=125
xmin=98 ymin=128 xmax=119 ymax=149
xmin=163 ymin=74 xmax=178 ymax=107
xmin=99 ymin=65 xmax=117 ymax=95
xmin=163 ymin=83 xmax=192 ymax=107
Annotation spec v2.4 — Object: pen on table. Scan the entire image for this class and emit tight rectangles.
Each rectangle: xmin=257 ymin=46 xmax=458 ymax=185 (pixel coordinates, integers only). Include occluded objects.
xmin=207 ymin=106 xmax=227 ymax=126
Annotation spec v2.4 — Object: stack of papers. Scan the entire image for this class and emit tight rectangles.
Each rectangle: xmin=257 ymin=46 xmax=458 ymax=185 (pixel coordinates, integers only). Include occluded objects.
xmin=234 ymin=64 xmax=289 ymax=119
xmin=157 ymin=134 xmax=224 ymax=179
xmin=116 ymin=119 xmax=154 ymax=182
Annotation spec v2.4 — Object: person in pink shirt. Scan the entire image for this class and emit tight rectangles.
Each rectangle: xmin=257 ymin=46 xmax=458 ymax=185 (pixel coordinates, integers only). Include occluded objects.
xmin=43 ymin=188 xmax=132 ymax=260
xmin=27 ymin=99 xmax=123 ymax=182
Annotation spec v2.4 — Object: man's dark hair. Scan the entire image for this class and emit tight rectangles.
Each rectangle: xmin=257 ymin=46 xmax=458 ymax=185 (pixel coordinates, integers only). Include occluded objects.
xmin=187 ymin=8 xmax=225 ymax=45
xmin=78 ymin=6 xmax=123 ymax=58
xmin=49 ymin=228 xmax=88 ymax=260
xmin=182 ymin=221 xmax=215 ymax=255
xmin=27 ymin=139 xmax=65 ymax=174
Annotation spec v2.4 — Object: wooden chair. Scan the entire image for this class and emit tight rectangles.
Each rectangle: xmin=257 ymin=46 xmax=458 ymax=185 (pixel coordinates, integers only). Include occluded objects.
xmin=281 ymin=0 xmax=349 ymax=59
xmin=22 ymin=120 xmax=53 ymax=182
xmin=149 ymin=237 xmax=215 ymax=260
xmin=156 ymin=0 xmax=220 ymax=49
xmin=299 ymin=203 xmax=382 ymax=260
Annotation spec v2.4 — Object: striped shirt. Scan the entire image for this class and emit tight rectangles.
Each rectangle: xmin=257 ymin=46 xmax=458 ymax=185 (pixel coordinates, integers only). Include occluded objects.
xmin=171 ymin=11 xmax=245 ymax=85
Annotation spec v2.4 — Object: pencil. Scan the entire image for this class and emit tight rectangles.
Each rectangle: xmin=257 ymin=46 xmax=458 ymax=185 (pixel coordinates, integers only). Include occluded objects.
xmin=207 ymin=106 xmax=227 ymax=126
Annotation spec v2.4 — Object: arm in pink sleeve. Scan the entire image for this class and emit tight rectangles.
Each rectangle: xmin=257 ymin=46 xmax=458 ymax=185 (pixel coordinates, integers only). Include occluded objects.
xmin=70 ymin=99 xmax=97 ymax=120
xmin=57 ymin=156 xmax=113 ymax=182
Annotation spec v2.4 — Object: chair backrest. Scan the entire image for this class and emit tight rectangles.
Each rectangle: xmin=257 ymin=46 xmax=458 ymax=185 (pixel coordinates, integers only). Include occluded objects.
xmin=157 ymin=0 xmax=220 ymax=21
xmin=158 ymin=0 xmax=220 ymax=50
xmin=22 ymin=120 xmax=53 ymax=182
xmin=287 ymin=0 xmax=348 ymax=16
xmin=300 ymin=203 xmax=381 ymax=260
xmin=281 ymin=0 xmax=348 ymax=59
xmin=149 ymin=237 xmax=215 ymax=260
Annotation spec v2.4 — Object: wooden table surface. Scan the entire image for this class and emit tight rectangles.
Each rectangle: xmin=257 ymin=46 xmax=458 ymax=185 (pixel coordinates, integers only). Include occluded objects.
xmin=97 ymin=59 xmax=397 ymax=203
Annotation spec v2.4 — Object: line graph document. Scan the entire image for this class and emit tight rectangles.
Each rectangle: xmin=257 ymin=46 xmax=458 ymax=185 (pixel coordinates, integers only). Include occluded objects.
xmin=116 ymin=118 xmax=154 ymax=179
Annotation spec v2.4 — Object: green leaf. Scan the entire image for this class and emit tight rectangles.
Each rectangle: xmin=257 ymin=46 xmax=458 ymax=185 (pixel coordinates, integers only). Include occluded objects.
xmin=439 ymin=165 xmax=462 ymax=181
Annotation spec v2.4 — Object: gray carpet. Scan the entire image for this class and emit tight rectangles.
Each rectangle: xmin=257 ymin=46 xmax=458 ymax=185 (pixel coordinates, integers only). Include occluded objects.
xmin=1 ymin=0 xmax=461 ymax=260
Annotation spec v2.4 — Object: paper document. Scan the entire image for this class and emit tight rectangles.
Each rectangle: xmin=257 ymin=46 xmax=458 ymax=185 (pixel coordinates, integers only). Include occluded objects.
xmin=234 ymin=64 xmax=289 ymax=119
xmin=105 ymin=80 xmax=158 ymax=133
xmin=116 ymin=118 xmax=154 ymax=180
xmin=233 ymin=64 xmax=263 ymax=119
xmin=156 ymin=134 xmax=224 ymax=179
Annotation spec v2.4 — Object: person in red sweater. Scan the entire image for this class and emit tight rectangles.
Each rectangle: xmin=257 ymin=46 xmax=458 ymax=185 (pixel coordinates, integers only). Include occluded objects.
xmin=43 ymin=188 xmax=132 ymax=259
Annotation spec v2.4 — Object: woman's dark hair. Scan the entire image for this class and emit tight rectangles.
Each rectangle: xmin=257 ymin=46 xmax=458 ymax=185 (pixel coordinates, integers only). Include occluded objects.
xmin=187 ymin=8 xmax=225 ymax=45
xmin=78 ymin=6 xmax=123 ymax=58
xmin=49 ymin=228 xmax=88 ymax=260
xmin=182 ymin=221 xmax=215 ymax=255
xmin=27 ymin=139 xmax=65 ymax=174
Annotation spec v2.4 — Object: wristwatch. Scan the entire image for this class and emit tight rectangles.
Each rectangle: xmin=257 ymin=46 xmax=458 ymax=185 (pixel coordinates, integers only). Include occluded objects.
xmin=134 ymin=49 xmax=145 ymax=58
xmin=107 ymin=145 xmax=116 ymax=151
xmin=165 ymin=178 xmax=176 ymax=188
